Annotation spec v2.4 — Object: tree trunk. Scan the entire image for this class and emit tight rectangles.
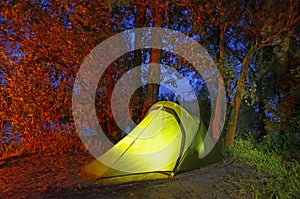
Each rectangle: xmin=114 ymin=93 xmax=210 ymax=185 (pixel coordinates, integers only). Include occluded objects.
xmin=131 ymin=34 xmax=144 ymax=123
xmin=142 ymin=2 xmax=163 ymax=116
xmin=257 ymin=76 xmax=267 ymax=138
xmin=213 ymin=24 xmax=226 ymax=139
xmin=225 ymin=46 xmax=256 ymax=147
xmin=256 ymin=49 xmax=267 ymax=139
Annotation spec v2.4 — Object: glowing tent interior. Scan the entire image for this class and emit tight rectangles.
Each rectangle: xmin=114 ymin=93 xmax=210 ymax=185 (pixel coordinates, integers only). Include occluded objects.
xmin=85 ymin=101 xmax=221 ymax=180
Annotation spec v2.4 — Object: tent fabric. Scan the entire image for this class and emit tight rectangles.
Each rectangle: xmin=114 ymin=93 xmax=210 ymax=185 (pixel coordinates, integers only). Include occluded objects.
xmin=85 ymin=101 xmax=221 ymax=179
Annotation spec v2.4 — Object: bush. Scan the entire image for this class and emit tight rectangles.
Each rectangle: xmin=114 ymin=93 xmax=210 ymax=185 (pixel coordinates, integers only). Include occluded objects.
xmin=0 ymin=122 xmax=87 ymax=159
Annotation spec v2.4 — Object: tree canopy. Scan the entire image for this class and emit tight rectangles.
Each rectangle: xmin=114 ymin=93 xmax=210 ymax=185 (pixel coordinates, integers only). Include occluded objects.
xmin=0 ymin=0 xmax=299 ymax=155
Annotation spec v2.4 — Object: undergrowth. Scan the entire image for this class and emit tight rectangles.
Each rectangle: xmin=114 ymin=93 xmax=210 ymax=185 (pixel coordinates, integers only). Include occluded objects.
xmin=224 ymin=137 xmax=300 ymax=199
xmin=0 ymin=132 xmax=87 ymax=160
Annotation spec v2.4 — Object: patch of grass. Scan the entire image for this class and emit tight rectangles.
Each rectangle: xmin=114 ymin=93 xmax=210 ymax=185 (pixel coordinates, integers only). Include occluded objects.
xmin=224 ymin=138 xmax=300 ymax=199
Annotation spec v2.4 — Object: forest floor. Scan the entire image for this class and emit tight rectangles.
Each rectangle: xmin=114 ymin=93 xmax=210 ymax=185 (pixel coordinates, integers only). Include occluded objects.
xmin=0 ymin=150 xmax=268 ymax=199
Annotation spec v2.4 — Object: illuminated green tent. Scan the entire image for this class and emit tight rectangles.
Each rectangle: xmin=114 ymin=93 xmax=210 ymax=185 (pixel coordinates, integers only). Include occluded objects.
xmin=85 ymin=101 xmax=221 ymax=180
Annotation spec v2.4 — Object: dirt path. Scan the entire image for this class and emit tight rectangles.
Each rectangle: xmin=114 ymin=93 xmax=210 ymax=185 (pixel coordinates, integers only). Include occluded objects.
xmin=0 ymin=152 xmax=258 ymax=198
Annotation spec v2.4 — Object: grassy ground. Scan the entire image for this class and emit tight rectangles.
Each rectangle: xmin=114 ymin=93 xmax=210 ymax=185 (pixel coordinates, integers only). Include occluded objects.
xmin=223 ymin=139 xmax=300 ymax=199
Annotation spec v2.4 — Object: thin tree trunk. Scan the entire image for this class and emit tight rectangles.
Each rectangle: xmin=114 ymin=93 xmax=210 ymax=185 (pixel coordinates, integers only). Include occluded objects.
xmin=256 ymin=49 xmax=267 ymax=139
xmin=142 ymin=2 xmax=163 ymax=116
xmin=257 ymin=74 xmax=267 ymax=138
xmin=143 ymin=49 xmax=161 ymax=108
xmin=131 ymin=32 xmax=144 ymax=123
xmin=213 ymin=24 xmax=226 ymax=139
xmin=225 ymin=46 xmax=256 ymax=147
